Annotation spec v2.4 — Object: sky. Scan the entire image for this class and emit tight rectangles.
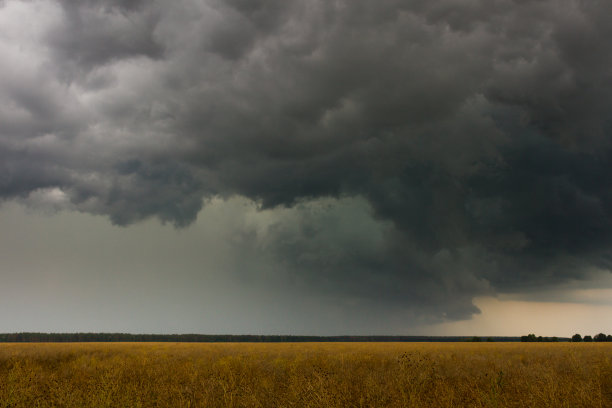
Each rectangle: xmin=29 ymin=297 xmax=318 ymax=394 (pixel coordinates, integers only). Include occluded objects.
xmin=1 ymin=0 xmax=612 ymax=336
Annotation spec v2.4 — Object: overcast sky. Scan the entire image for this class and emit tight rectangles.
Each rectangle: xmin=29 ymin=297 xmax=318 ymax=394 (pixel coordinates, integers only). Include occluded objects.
xmin=1 ymin=0 xmax=612 ymax=336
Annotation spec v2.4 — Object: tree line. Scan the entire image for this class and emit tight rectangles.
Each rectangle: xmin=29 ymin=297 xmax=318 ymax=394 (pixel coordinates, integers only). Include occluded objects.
xmin=0 ymin=333 xmax=521 ymax=343
xmin=520 ymin=333 xmax=612 ymax=342
xmin=570 ymin=333 xmax=612 ymax=342
xmin=520 ymin=334 xmax=561 ymax=342
xmin=2 ymin=332 xmax=608 ymax=343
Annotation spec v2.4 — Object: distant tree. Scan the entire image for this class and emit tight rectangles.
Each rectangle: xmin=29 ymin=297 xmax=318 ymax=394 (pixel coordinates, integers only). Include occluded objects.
xmin=471 ymin=336 xmax=482 ymax=342
xmin=583 ymin=335 xmax=593 ymax=342
xmin=521 ymin=334 xmax=538 ymax=342
xmin=594 ymin=333 xmax=607 ymax=342
xmin=607 ymin=335 xmax=612 ymax=342
xmin=487 ymin=337 xmax=494 ymax=342
xmin=572 ymin=334 xmax=582 ymax=342
xmin=537 ymin=336 xmax=543 ymax=342
xmin=551 ymin=337 xmax=558 ymax=342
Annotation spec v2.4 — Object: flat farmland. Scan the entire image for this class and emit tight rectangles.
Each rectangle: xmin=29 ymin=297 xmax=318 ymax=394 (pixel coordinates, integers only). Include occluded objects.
xmin=0 ymin=342 xmax=610 ymax=407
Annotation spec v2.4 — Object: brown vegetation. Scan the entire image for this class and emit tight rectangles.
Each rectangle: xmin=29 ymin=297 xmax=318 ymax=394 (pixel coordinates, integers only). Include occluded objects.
xmin=0 ymin=342 xmax=610 ymax=407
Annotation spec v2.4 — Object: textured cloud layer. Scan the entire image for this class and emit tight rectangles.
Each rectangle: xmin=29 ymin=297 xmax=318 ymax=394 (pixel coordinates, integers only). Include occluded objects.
xmin=2 ymin=0 xmax=612 ymax=323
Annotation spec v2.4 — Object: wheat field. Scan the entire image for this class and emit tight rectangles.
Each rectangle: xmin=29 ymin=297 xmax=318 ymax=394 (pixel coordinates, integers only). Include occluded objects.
xmin=0 ymin=342 xmax=610 ymax=407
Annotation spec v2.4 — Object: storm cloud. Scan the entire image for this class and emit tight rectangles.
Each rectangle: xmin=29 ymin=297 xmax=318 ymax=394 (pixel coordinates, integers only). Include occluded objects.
xmin=2 ymin=0 xmax=612 ymax=324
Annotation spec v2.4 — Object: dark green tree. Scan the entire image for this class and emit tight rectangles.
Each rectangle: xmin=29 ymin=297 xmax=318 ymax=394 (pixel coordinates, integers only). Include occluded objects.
xmin=583 ymin=335 xmax=593 ymax=342
xmin=594 ymin=333 xmax=607 ymax=342
xmin=521 ymin=334 xmax=538 ymax=342
xmin=572 ymin=334 xmax=582 ymax=342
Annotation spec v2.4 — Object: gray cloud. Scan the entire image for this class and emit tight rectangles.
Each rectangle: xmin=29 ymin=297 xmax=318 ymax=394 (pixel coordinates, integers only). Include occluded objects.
xmin=2 ymin=0 xmax=612 ymax=325
xmin=53 ymin=0 xmax=163 ymax=68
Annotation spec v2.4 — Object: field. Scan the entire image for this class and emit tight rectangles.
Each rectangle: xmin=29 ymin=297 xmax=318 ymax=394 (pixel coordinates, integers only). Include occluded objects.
xmin=0 ymin=342 xmax=610 ymax=407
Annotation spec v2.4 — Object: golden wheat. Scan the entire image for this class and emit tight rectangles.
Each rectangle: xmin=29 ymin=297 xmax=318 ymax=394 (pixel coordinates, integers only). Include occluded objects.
xmin=0 ymin=342 xmax=609 ymax=407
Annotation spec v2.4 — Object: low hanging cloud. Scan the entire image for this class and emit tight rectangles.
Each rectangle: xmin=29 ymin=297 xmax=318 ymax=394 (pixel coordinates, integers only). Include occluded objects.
xmin=2 ymin=0 xmax=612 ymax=323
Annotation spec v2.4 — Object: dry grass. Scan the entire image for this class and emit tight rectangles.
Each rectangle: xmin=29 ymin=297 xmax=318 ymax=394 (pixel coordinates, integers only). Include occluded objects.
xmin=0 ymin=342 xmax=610 ymax=407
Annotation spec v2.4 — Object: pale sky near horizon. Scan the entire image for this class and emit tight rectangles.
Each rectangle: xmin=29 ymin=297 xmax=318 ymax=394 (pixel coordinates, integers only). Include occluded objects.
xmin=1 ymin=0 xmax=612 ymax=336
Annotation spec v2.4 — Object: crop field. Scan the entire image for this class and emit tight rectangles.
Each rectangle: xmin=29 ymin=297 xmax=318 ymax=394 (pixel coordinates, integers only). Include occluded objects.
xmin=0 ymin=342 xmax=610 ymax=407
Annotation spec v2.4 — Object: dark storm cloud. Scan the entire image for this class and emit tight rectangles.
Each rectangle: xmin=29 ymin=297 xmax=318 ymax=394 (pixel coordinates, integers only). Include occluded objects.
xmin=2 ymin=0 xmax=612 ymax=322
xmin=52 ymin=0 xmax=163 ymax=69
